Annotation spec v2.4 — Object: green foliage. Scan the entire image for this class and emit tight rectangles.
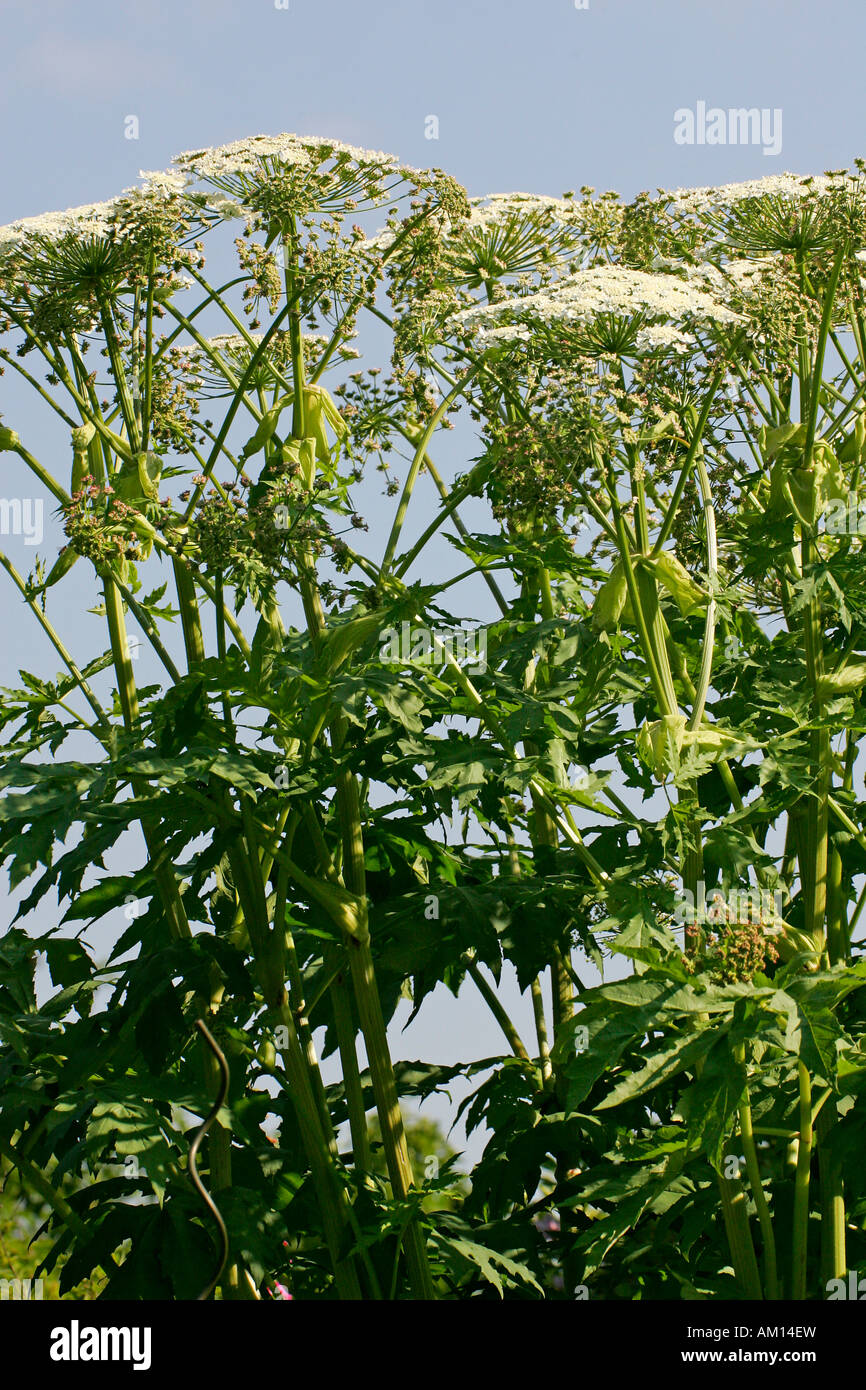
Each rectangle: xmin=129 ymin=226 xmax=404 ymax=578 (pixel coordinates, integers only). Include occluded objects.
xmin=2 ymin=144 xmax=866 ymax=1300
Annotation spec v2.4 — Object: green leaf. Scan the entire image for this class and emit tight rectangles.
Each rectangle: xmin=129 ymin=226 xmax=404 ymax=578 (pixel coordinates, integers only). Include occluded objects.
xmin=595 ymin=1026 xmax=723 ymax=1110
xmin=43 ymin=936 xmax=94 ymax=990
xmin=431 ymin=1231 xmax=543 ymax=1297
xmin=87 ymin=1098 xmax=175 ymax=1203
xmin=796 ymin=1002 xmax=843 ymax=1083
xmin=678 ymin=1044 xmax=748 ymax=1169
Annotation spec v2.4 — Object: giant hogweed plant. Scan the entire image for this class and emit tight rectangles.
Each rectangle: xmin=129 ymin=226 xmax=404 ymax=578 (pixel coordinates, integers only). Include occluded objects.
xmin=0 ymin=141 xmax=865 ymax=1301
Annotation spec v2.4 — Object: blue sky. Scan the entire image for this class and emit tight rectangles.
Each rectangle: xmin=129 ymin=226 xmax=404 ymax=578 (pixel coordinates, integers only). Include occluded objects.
xmin=1 ymin=0 xmax=863 ymax=223
xmin=1 ymin=0 xmax=863 ymax=1163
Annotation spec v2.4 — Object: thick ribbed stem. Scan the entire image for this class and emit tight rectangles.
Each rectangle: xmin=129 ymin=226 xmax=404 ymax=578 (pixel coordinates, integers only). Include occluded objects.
xmin=345 ymin=922 xmax=437 ymax=1298
xmin=735 ymin=1043 xmax=779 ymax=1300
xmin=791 ymin=1062 xmax=814 ymax=1300
xmin=276 ymin=1004 xmax=363 ymax=1300
xmin=330 ymin=955 xmax=373 ymax=1173
xmin=717 ymin=1171 xmax=764 ymax=1300
xmin=816 ymin=1103 xmax=846 ymax=1288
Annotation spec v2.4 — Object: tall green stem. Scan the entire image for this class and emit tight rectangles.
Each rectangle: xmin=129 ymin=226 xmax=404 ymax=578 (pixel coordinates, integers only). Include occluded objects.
xmin=718 ymin=1172 xmax=764 ymax=1300
xmin=275 ymin=1004 xmax=364 ymax=1299
xmin=282 ymin=221 xmax=434 ymax=1297
xmin=735 ymin=1043 xmax=779 ymax=1299
xmin=816 ymin=1103 xmax=846 ymax=1289
xmin=791 ymin=1061 xmax=814 ymax=1299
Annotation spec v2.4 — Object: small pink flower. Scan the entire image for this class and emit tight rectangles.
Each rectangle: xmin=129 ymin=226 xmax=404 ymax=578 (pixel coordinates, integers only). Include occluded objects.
xmin=270 ymin=1282 xmax=293 ymax=1301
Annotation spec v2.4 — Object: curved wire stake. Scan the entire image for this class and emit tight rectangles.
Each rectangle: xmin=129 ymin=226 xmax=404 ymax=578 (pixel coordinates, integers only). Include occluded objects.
xmin=189 ymin=1018 xmax=230 ymax=1301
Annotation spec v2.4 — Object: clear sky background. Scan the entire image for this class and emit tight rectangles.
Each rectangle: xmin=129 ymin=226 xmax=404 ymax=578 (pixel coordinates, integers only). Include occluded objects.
xmin=0 ymin=0 xmax=863 ymax=217
xmin=1 ymin=0 xmax=864 ymax=1164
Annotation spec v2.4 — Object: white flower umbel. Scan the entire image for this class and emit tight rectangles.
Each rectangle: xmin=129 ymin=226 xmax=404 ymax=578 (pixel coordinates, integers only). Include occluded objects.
xmin=174 ymin=135 xmax=314 ymax=181
xmin=452 ymin=264 xmax=742 ymax=335
xmin=634 ymin=323 xmax=695 ymax=353
xmin=363 ymin=191 xmax=586 ymax=259
xmin=0 ymin=170 xmax=198 ymax=258
xmin=466 ymin=192 xmax=581 ymax=228
xmin=173 ymin=133 xmax=399 ymax=181
xmin=474 ymin=323 xmax=533 ymax=345
xmin=200 ymin=330 xmax=332 ymax=356
xmin=665 ymin=172 xmax=855 ymax=215
xmin=0 ymin=199 xmax=118 ymax=255
xmin=136 ymin=169 xmax=190 ymax=197
xmin=173 ymin=133 xmax=408 ymax=223
xmin=685 ymin=256 xmax=777 ymax=299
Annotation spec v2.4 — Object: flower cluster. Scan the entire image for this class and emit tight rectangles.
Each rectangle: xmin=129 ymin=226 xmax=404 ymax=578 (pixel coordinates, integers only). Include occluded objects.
xmin=687 ymin=253 xmax=816 ymax=364
xmin=0 ymin=174 xmax=204 ymax=307
xmin=0 ymin=200 xmax=117 ymax=255
xmin=477 ymin=415 xmax=578 ymax=526
xmin=61 ymin=477 xmax=144 ymax=568
xmin=174 ymin=134 xmax=408 ymax=227
xmin=186 ymin=472 xmax=340 ymax=584
xmin=683 ymin=909 xmax=781 ymax=984
xmin=665 ymin=170 xmax=854 ymax=216
xmin=149 ymin=346 xmax=206 ymax=451
xmin=234 ymin=236 xmax=282 ymax=317
xmin=175 ymin=133 xmax=398 ymax=182
xmin=300 ymin=229 xmax=375 ymax=326
xmin=332 ymin=367 xmax=408 ymax=492
xmin=452 ymin=263 xmax=742 ymax=344
xmin=190 ymin=491 xmax=243 ymax=571
xmin=182 ymin=331 xmax=354 ymax=401
xmin=365 ymin=185 xmax=619 ymax=298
